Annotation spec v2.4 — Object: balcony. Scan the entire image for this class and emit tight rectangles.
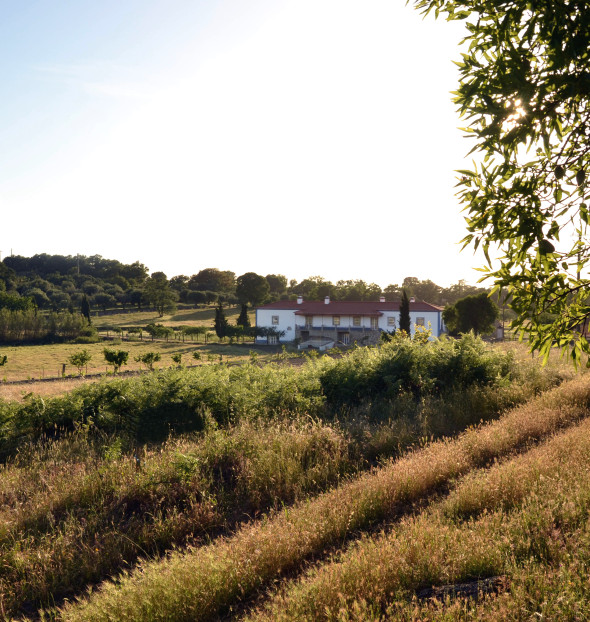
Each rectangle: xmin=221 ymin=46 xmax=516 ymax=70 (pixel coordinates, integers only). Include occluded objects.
xmin=295 ymin=325 xmax=379 ymax=332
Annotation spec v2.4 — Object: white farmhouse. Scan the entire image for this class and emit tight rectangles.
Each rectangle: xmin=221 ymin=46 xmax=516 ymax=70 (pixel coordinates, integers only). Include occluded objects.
xmin=255 ymin=296 xmax=445 ymax=348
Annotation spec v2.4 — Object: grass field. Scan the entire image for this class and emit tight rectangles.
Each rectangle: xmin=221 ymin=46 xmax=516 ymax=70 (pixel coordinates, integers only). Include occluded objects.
xmin=0 ymin=305 xmax=271 ymax=393
xmin=93 ymin=304 xmax=250 ymax=329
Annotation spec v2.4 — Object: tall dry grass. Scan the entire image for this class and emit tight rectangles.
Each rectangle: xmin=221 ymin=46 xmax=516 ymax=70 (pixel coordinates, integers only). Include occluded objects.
xmin=0 ymin=340 xmax=569 ymax=618
xmin=54 ymin=374 xmax=590 ymax=622
xmin=248 ymin=414 xmax=590 ymax=620
xmin=0 ymin=420 xmax=352 ymax=618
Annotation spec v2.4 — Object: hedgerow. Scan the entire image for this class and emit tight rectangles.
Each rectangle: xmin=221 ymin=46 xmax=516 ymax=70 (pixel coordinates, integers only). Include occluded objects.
xmin=0 ymin=335 xmax=556 ymax=456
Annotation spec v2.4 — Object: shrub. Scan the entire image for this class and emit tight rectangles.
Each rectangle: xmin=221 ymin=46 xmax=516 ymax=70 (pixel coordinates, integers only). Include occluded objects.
xmin=103 ymin=348 xmax=129 ymax=374
xmin=318 ymin=333 xmax=514 ymax=409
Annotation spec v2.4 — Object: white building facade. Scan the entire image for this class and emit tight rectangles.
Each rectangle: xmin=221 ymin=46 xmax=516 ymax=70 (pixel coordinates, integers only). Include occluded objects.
xmin=255 ymin=296 xmax=445 ymax=347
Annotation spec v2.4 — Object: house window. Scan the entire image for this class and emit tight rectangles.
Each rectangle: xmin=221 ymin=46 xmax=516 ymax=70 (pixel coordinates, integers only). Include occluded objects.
xmin=416 ymin=317 xmax=425 ymax=326
xmin=332 ymin=316 xmax=340 ymax=326
xmin=353 ymin=316 xmax=361 ymax=327
xmin=268 ymin=335 xmax=278 ymax=345
xmin=305 ymin=316 xmax=313 ymax=328
xmin=271 ymin=315 xmax=279 ymax=325
xmin=370 ymin=317 xmax=378 ymax=329
xmin=387 ymin=316 xmax=396 ymax=327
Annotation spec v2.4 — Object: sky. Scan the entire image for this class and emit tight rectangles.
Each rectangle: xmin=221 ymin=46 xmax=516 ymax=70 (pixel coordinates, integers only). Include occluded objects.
xmin=0 ymin=0 xmax=482 ymax=288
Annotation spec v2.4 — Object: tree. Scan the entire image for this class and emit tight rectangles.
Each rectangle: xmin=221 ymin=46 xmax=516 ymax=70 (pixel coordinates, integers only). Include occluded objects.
xmin=265 ymin=274 xmax=288 ymax=297
xmin=237 ymin=303 xmax=251 ymax=328
xmin=68 ymin=349 xmax=92 ymax=376
xmin=399 ymin=289 xmax=411 ymax=334
xmin=143 ymin=272 xmax=178 ymax=317
xmin=0 ymin=292 xmax=33 ymax=311
xmin=92 ymin=292 xmax=116 ymax=312
xmin=213 ymin=301 xmax=229 ymax=339
xmin=186 ymin=290 xmax=207 ymax=307
xmin=384 ymin=283 xmax=402 ymax=301
xmin=236 ymin=272 xmax=270 ymax=307
xmin=169 ymin=275 xmax=189 ymax=291
xmin=188 ymin=269 xmax=236 ymax=293
xmin=413 ymin=0 xmax=590 ymax=363
xmin=443 ymin=292 xmax=499 ymax=336
xmin=103 ymin=348 xmax=129 ymax=374
xmin=25 ymin=287 xmax=50 ymax=309
xmin=289 ymin=276 xmax=333 ymax=300
xmin=134 ymin=351 xmax=160 ymax=371
xmin=128 ymin=289 xmax=144 ymax=310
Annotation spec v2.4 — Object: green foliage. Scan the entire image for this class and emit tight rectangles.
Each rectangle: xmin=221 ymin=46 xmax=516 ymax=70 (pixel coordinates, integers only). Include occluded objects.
xmin=134 ymin=351 xmax=161 ymax=371
xmin=0 ymin=309 xmax=89 ymax=343
xmin=265 ymin=273 xmax=288 ymax=297
xmin=0 ymin=291 xmax=33 ymax=311
xmin=399 ymin=289 xmax=411 ymax=334
xmin=413 ymin=0 xmax=590 ymax=364
xmin=443 ymin=292 xmax=499 ymax=336
xmin=0 ymin=336 xmax=567 ymax=460
xmin=237 ymin=303 xmax=251 ymax=328
xmin=236 ymin=272 xmax=270 ymax=307
xmin=188 ymin=268 xmax=236 ymax=294
xmin=68 ymin=349 xmax=92 ymax=376
xmin=0 ymin=354 xmax=6 ymax=366
xmin=319 ymin=333 xmax=514 ymax=408
xmin=171 ymin=353 xmax=183 ymax=366
xmin=103 ymin=348 xmax=129 ymax=374
xmin=142 ymin=272 xmax=178 ymax=317
xmin=213 ymin=301 xmax=229 ymax=339
xmin=144 ymin=323 xmax=173 ymax=341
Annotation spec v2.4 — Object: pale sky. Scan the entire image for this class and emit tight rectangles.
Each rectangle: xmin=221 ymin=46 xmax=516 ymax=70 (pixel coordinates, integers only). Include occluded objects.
xmin=0 ymin=0 xmax=481 ymax=287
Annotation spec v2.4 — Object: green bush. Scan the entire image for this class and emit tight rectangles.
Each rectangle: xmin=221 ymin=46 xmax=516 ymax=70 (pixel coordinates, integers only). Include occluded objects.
xmin=318 ymin=333 xmax=515 ymax=409
xmin=0 ymin=335 xmax=555 ymax=458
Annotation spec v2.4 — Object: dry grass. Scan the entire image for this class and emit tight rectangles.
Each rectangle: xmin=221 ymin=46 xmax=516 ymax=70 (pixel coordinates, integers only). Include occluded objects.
xmin=93 ymin=304 xmax=251 ymax=329
xmin=0 ymin=420 xmax=354 ymax=618
xmin=248 ymin=415 xmax=590 ymax=620
xmin=54 ymin=374 xmax=590 ymax=622
xmin=0 ymin=377 xmax=98 ymax=401
xmin=0 ymin=305 xmax=261 ymax=384
xmin=0 ymin=341 xmax=277 ymax=388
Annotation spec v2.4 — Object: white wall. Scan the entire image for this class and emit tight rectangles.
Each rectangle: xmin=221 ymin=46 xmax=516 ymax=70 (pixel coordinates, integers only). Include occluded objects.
xmin=255 ymin=308 xmax=297 ymax=342
xmin=256 ymin=307 xmax=443 ymax=341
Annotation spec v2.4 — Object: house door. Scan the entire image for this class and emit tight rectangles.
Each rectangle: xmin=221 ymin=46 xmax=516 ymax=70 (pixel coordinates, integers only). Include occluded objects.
xmin=338 ymin=332 xmax=350 ymax=345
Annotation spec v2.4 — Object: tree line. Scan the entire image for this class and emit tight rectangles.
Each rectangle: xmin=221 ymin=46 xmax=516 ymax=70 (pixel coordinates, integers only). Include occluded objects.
xmin=0 ymin=254 xmax=491 ymax=316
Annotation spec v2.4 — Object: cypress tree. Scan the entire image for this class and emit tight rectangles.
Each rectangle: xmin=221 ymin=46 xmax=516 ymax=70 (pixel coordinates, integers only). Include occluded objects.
xmin=81 ymin=294 xmax=91 ymax=325
xmin=214 ymin=301 xmax=229 ymax=339
xmin=236 ymin=304 xmax=251 ymax=328
xmin=399 ymin=289 xmax=411 ymax=335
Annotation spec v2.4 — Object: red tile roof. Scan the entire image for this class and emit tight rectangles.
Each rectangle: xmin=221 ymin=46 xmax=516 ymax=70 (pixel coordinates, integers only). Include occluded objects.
xmin=257 ymin=300 xmax=443 ymax=315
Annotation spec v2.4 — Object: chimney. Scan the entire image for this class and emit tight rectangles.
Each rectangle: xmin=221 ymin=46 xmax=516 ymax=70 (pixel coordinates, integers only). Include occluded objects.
xmin=297 ymin=295 xmax=303 ymax=305
xmin=324 ymin=296 xmax=330 ymax=305
xmin=379 ymin=296 xmax=385 ymax=303
xmin=410 ymin=297 xmax=415 ymax=303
